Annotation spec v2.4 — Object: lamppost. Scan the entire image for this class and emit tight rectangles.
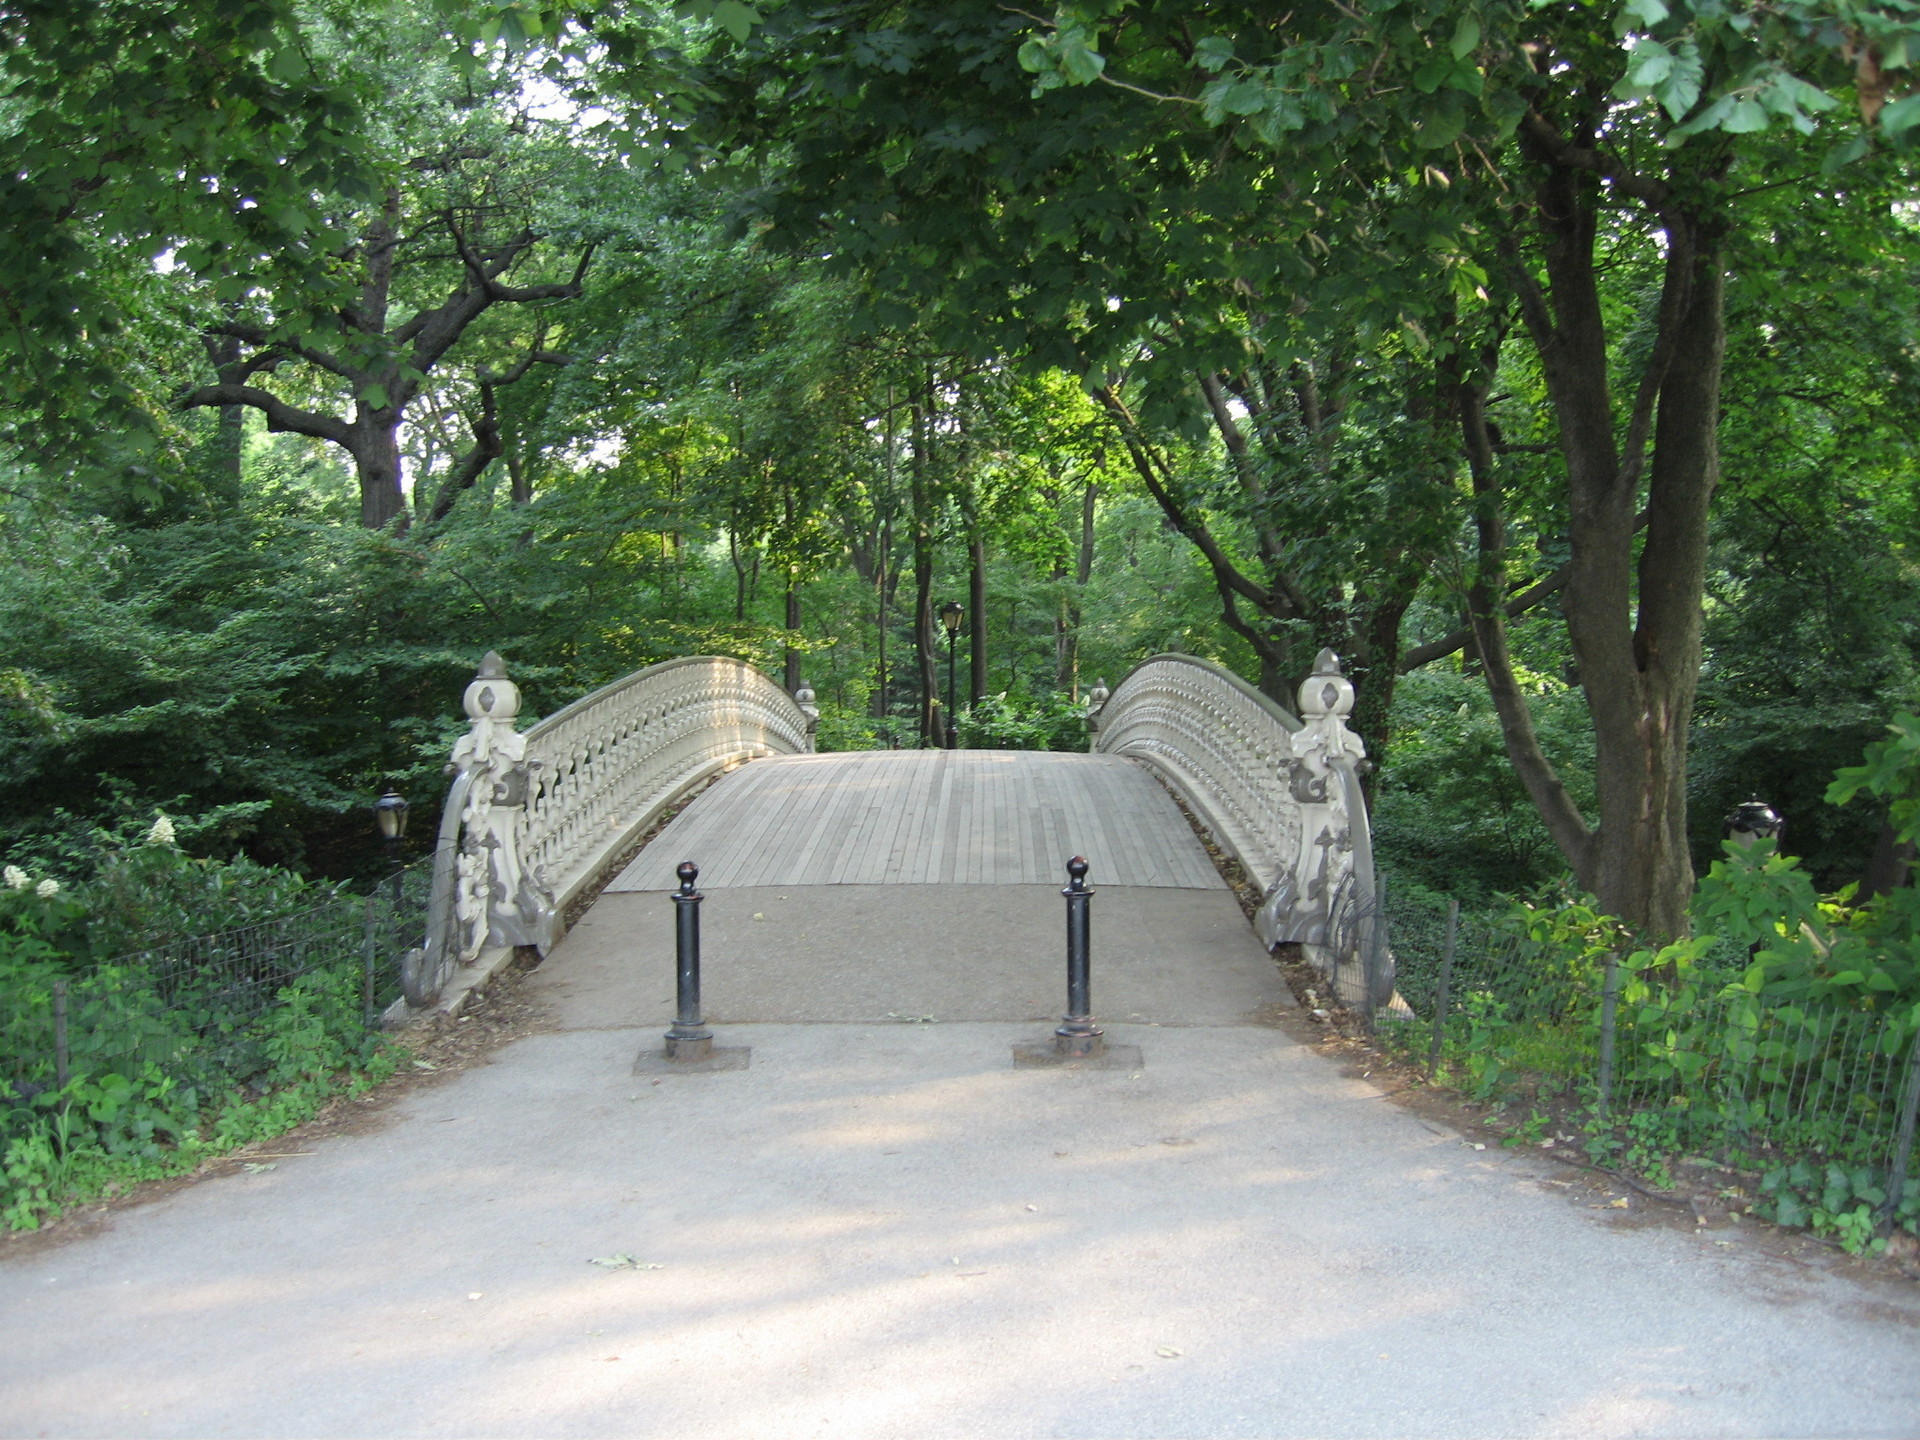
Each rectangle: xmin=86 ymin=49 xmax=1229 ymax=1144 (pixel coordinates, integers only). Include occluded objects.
xmin=373 ymin=790 xmax=410 ymax=905
xmin=1724 ymin=797 xmax=1784 ymax=849
xmin=939 ymin=600 xmax=964 ymax=749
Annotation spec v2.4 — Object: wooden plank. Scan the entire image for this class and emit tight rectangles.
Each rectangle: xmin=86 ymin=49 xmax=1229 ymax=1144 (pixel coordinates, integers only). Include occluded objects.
xmin=706 ymin=760 xmax=804 ymax=880
xmin=784 ymin=754 xmax=872 ymax=885
xmin=608 ymin=749 xmax=1223 ymax=892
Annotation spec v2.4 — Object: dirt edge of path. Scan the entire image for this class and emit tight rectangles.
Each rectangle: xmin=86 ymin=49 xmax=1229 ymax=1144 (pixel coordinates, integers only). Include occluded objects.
xmin=1 ymin=955 xmax=554 ymax=1263
xmin=1150 ymin=772 xmax=1920 ymax=1296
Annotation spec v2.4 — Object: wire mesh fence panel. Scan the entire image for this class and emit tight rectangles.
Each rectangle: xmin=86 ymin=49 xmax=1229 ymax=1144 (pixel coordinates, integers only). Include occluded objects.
xmin=8 ymin=862 xmax=432 ymax=1103
xmin=1366 ymin=878 xmax=1920 ymax=1210
xmin=1316 ymin=871 xmax=1392 ymax=1015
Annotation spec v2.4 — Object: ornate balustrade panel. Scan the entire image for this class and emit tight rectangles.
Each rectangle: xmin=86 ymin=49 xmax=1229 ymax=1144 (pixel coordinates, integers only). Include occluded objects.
xmin=1089 ymin=651 xmax=1386 ymax=1006
xmin=411 ymin=654 xmax=814 ymax=1005
xmin=520 ymin=658 xmax=813 ymax=915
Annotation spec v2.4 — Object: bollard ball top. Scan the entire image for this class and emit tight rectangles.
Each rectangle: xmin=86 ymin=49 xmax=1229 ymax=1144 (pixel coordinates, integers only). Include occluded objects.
xmin=676 ymin=860 xmax=699 ymax=894
xmin=1066 ymin=855 xmax=1089 ymax=884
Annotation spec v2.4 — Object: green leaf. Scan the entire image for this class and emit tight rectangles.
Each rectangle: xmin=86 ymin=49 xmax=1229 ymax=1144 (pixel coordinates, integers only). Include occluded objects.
xmin=1722 ymin=98 xmax=1769 ymax=134
xmin=711 ymin=1 xmax=761 ymax=44
xmin=1658 ymin=56 xmax=1704 ymax=121
xmin=1626 ymin=38 xmax=1674 ymax=88
xmin=1192 ymin=35 xmax=1234 ymax=73
xmin=1058 ymin=38 xmax=1107 ymax=86
xmin=1618 ymin=0 xmax=1670 ymax=32
xmin=359 ymin=384 xmax=390 ymax=411
xmin=1879 ymin=91 xmax=1920 ymax=140
xmin=1413 ymin=55 xmax=1452 ymax=94
xmin=1450 ymin=15 xmax=1481 ymax=60
xmin=1221 ymin=79 xmax=1269 ymax=115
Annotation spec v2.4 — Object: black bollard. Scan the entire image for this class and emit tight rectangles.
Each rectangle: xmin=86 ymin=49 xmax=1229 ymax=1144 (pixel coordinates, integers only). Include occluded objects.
xmin=1054 ymin=856 xmax=1105 ymax=1058
xmin=665 ymin=861 xmax=714 ymax=1061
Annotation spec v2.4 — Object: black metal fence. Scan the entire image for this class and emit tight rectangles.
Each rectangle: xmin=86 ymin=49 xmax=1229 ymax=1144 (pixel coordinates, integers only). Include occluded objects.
xmin=1369 ymin=883 xmax=1920 ymax=1234
xmin=1311 ymin=871 xmax=1396 ymax=1015
xmin=12 ymin=864 xmax=430 ymax=1108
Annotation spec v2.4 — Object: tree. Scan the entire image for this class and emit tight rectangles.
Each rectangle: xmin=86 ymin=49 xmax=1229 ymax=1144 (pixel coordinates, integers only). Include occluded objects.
xmin=0 ymin=0 xmax=566 ymax=477
xmin=678 ymin=0 xmax=1919 ymax=933
xmin=177 ymin=96 xmax=598 ymax=530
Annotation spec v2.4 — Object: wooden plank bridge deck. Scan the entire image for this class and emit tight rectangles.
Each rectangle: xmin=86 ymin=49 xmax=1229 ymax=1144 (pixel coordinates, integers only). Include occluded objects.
xmin=607 ymin=749 xmax=1223 ymax=892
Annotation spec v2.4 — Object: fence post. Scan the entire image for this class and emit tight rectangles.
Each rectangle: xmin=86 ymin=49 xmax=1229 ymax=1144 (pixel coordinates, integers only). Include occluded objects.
xmin=1596 ymin=950 xmax=1622 ymax=1123
xmin=1429 ymin=898 xmax=1458 ymax=1077
xmin=52 ymin=979 xmax=69 ymax=1089
xmin=362 ymin=895 xmax=378 ymax=1031
xmin=1882 ymin=1031 xmax=1920 ymax=1226
xmin=1362 ymin=873 xmax=1391 ymax=1022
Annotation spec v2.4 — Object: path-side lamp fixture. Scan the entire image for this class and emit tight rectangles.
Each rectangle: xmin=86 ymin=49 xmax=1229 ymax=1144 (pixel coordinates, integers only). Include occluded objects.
xmin=373 ymin=790 xmax=410 ymax=903
xmin=374 ymin=790 xmax=410 ymax=847
xmin=1724 ymin=797 xmax=1784 ymax=849
xmin=940 ymin=601 xmax=964 ymax=749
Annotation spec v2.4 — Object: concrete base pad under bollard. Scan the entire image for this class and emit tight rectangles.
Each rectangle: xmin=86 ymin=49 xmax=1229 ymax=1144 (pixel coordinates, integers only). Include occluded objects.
xmin=632 ymin=1045 xmax=751 ymax=1074
xmin=1011 ymin=1039 xmax=1142 ymax=1069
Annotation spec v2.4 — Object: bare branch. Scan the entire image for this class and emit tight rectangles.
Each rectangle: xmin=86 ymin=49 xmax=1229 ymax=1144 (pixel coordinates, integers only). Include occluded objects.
xmin=179 ymin=383 xmax=352 ymax=449
xmin=1092 ymin=384 xmax=1283 ymax=615
xmin=1520 ymin=110 xmax=1673 ymax=209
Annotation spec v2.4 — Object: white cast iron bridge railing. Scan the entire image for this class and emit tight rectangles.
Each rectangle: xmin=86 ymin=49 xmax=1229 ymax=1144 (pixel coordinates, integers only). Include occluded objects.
xmin=1088 ymin=649 xmax=1391 ymax=1011
xmin=407 ymin=653 xmax=816 ymax=1007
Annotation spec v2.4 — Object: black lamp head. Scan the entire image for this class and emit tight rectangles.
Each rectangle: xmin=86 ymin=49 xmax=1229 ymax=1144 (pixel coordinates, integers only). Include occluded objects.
xmin=374 ymin=790 xmax=410 ymax=841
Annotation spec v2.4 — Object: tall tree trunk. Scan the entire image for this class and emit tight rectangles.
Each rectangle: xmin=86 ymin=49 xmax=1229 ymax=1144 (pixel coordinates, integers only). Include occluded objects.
xmin=203 ymin=328 xmax=245 ymax=507
xmin=354 ymin=417 xmax=407 ymax=531
xmin=1052 ymin=567 xmax=1072 ymax=692
xmin=1588 ymin=238 xmax=1722 ymax=938
xmin=1458 ymin=366 xmax=1595 ymax=877
xmin=1859 ymin=818 xmax=1915 ymax=900
xmin=969 ymin=530 xmax=986 ymax=706
xmin=875 ymin=514 xmax=891 ymax=727
xmin=1506 ymin=131 xmax=1728 ymax=937
xmin=1055 ymin=479 xmax=1096 ymax=701
xmin=730 ymin=524 xmax=749 ymax=622
xmin=783 ymin=479 xmax=802 ymax=691
xmin=910 ymin=387 xmax=941 ymax=746
xmin=785 ymin=577 xmax=802 ymax=691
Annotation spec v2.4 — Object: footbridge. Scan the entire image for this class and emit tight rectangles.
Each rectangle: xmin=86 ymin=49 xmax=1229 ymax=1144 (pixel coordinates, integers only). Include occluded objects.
xmin=408 ymin=648 xmax=1387 ymax=1024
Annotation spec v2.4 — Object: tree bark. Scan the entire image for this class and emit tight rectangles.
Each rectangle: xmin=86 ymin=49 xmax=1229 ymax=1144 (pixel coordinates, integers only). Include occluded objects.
xmin=910 ymin=385 xmax=941 ymax=746
xmin=785 ymin=574 xmax=803 ymax=692
xmin=784 ymin=478 xmax=802 ymax=691
xmin=969 ymin=529 xmax=986 ymax=706
xmin=1508 ymin=116 xmax=1729 ymax=936
xmin=1457 ymin=364 xmax=1596 ymax=880
xmin=181 ymin=184 xmax=592 ymax=533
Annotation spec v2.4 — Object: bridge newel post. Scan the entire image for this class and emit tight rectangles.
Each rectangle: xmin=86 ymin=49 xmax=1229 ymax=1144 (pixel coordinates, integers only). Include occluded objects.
xmin=665 ymin=861 xmax=714 ymax=1061
xmin=1054 ymin=856 xmax=1105 ymax=1058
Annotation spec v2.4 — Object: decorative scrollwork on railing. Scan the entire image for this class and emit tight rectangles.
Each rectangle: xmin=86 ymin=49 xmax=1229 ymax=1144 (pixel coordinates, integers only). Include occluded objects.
xmin=1088 ymin=650 xmax=1383 ymax=993
xmin=410 ymin=653 xmax=815 ymax=1006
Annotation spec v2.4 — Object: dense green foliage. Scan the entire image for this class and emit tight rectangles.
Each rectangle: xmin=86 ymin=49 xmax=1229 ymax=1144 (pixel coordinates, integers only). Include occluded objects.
xmin=0 ymin=836 xmax=407 ymax=1228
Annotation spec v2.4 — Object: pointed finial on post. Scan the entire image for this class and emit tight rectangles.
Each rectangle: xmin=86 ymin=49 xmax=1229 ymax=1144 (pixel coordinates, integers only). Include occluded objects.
xmin=464 ymin=651 xmax=522 ymax=722
xmin=1298 ymin=649 xmax=1354 ymax=720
